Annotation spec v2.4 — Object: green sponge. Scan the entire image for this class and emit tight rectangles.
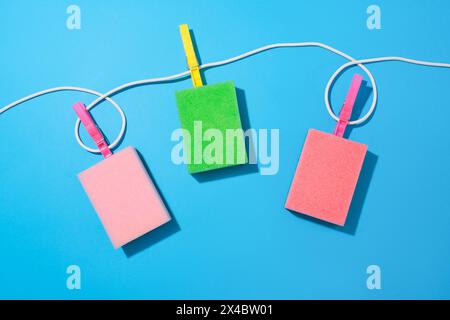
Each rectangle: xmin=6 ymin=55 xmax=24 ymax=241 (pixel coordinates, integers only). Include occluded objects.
xmin=175 ymin=81 xmax=247 ymax=173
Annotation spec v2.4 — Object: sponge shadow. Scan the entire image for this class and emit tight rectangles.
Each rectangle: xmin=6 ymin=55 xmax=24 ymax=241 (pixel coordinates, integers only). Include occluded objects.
xmin=344 ymin=80 xmax=374 ymax=138
xmin=288 ymin=151 xmax=378 ymax=235
xmin=193 ymin=87 xmax=259 ymax=183
xmin=123 ymin=151 xmax=181 ymax=257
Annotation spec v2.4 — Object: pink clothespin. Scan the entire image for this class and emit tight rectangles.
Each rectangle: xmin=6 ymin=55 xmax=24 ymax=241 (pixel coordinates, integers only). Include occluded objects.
xmin=333 ymin=74 xmax=363 ymax=138
xmin=73 ymin=102 xmax=113 ymax=159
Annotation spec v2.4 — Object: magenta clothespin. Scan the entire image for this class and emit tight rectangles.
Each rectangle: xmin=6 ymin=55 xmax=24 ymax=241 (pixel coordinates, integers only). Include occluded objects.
xmin=333 ymin=74 xmax=363 ymax=138
xmin=73 ymin=102 xmax=113 ymax=159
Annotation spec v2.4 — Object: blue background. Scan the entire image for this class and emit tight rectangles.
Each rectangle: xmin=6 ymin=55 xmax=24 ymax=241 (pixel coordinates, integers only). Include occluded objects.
xmin=1 ymin=0 xmax=449 ymax=299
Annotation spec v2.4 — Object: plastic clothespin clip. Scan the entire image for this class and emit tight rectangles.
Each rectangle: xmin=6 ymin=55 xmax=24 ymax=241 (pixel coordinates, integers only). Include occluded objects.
xmin=179 ymin=24 xmax=203 ymax=88
xmin=333 ymin=74 xmax=363 ymax=138
xmin=73 ymin=102 xmax=113 ymax=159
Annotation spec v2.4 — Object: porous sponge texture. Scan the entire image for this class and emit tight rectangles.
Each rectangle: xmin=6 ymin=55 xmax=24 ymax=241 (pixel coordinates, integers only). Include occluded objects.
xmin=175 ymin=81 xmax=247 ymax=173
xmin=285 ymin=129 xmax=367 ymax=226
xmin=78 ymin=147 xmax=171 ymax=248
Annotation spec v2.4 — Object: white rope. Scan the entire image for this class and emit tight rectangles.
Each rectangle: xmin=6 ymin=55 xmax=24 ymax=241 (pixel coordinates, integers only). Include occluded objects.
xmin=2 ymin=43 xmax=450 ymax=153
xmin=326 ymin=56 xmax=450 ymax=124
xmin=0 ymin=86 xmax=126 ymax=152
xmin=75 ymin=42 xmax=373 ymax=152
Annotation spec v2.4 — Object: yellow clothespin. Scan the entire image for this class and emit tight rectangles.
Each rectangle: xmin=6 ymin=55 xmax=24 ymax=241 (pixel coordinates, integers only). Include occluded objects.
xmin=179 ymin=24 xmax=203 ymax=88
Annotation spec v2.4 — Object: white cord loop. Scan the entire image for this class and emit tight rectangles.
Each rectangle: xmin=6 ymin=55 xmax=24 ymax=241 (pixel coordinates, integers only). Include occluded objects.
xmin=326 ymin=56 xmax=450 ymax=125
xmin=0 ymin=87 xmax=127 ymax=154
xmin=75 ymin=99 xmax=127 ymax=153
xmin=2 ymin=43 xmax=450 ymax=154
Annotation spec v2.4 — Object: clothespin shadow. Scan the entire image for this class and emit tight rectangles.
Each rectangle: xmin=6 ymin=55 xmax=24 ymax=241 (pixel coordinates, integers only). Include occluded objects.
xmin=192 ymin=87 xmax=260 ymax=183
xmin=180 ymin=24 xmax=204 ymax=88
xmin=326 ymin=67 xmax=375 ymax=137
xmin=123 ymin=150 xmax=181 ymax=257
xmin=344 ymin=80 xmax=374 ymax=138
xmin=80 ymin=110 xmax=128 ymax=152
xmin=75 ymin=101 xmax=129 ymax=156
xmin=187 ymin=27 xmax=208 ymax=86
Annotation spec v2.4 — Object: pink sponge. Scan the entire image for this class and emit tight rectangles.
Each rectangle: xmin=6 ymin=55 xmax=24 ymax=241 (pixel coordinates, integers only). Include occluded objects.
xmin=78 ymin=147 xmax=171 ymax=248
xmin=285 ymin=129 xmax=367 ymax=226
